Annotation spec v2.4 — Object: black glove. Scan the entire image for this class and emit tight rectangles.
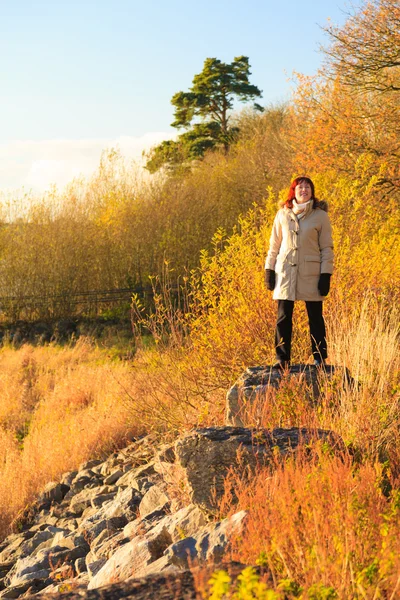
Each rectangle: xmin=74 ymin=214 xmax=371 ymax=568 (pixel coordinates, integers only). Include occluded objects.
xmin=318 ymin=273 xmax=331 ymax=296
xmin=264 ymin=269 xmax=276 ymax=291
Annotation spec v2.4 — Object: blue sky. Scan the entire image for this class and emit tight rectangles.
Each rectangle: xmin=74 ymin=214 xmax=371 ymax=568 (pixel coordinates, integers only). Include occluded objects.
xmin=0 ymin=0 xmax=356 ymax=191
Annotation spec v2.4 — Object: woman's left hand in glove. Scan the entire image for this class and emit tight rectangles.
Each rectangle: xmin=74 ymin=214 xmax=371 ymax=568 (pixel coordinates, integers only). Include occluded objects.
xmin=318 ymin=273 xmax=331 ymax=296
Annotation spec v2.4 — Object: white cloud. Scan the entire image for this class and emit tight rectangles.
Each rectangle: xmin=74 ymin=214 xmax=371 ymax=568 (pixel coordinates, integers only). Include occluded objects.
xmin=0 ymin=132 xmax=175 ymax=193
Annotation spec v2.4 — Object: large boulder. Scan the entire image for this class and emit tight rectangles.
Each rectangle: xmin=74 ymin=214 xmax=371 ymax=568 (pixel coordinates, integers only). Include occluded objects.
xmin=226 ymin=364 xmax=353 ymax=426
xmin=175 ymin=426 xmax=345 ymax=513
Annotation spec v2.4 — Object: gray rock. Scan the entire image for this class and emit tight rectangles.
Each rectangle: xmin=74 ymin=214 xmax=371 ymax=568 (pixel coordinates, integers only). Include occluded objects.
xmin=175 ymin=426 xmax=345 ymax=512
xmin=91 ymin=532 xmax=127 ymax=562
xmin=226 ymin=364 xmax=354 ymax=426
xmin=91 ymin=493 xmax=116 ymax=508
xmin=87 ymin=536 xmax=163 ymax=589
xmin=38 ymin=482 xmax=69 ymax=506
xmin=69 ymin=490 xmax=97 ymax=516
xmin=60 ymin=471 xmax=78 ymax=487
xmin=75 ymin=557 xmax=87 ymax=574
xmin=50 ymin=531 xmax=88 ymax=552
xmin=158 ymin=505 xmax=207 ymax=543
xmin=0 ymin=577 xmax=50 ymax=598
xmin=139 ymin=485 xmax=169 ymax=518
xmin=78 ymin=460 xmax=103 ymax=472
xmin=78 ymin=515 xmax=127 ymax=545
xmin=90 ymin=530 xmax=125 ymax=559
xmin=6 ymin=545 xmax=61 ymax=587
xmin=195 ymin=511 xmax=247 ymax=562
xmin=20 ymin=527 xmax=65 ymax=557
xmin=0 ymin=533 xmax=35 ymax=563
xmin=164 ymin=538 xmax=197 ymax=568
xmin=133 ymin=555 xmax=177 ymax=578
xmin=116 ymin=463 xmax=156 ymax=488
xmin=103 ymin=470 xmax=123 ymax=486
xmin=86 ymin=557 xmax=107 ymax=579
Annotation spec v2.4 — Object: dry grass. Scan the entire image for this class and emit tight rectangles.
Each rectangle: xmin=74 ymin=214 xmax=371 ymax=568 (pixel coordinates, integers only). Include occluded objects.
xmin=0 ymin=338 xmax=144 ymax=539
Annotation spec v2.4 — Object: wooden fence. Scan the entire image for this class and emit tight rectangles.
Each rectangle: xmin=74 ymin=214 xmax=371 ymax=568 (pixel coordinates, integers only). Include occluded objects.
xmin=0 ymin=287 xmax=154 ymax=321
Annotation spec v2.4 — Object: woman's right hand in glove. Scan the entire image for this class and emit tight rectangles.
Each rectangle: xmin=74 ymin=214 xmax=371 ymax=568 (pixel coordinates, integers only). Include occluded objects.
xmin=264 ymin=269 xmax=276 ymax=291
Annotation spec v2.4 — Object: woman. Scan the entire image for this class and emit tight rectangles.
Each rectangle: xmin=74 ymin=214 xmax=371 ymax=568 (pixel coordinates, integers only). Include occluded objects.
xmin=265 ymin=176 xmax=333 ymax=369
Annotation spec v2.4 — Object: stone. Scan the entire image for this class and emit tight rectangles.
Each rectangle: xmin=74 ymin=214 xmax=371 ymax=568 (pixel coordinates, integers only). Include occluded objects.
xmin=164 ymin=538 xmax=197 ymax=568
xmin=175 ymin=426 xmax=345 ymax=512
xmin=0 ymin=577 xmax=50 ymax=598
xmin=133 ymin=555 xmax=177 ymax=578
xmin=92 ymin=488 xmax=142 ymax=523
xmin=91 ymin=493 xmax=117 ymax=508
xmin=115 ymin=463 xmax=156 ymax=488
xmin=92 ymin=532 xmax=127 ymax=562
xmin=20 ymin=527 xmax=65 ymax=558
xmin=195 ymin=511 xmax=248 ymax=562
xmin=0 ymin=565 xmax=13 ymax=580
xmin=78 ymin=517 xmax=127 ymax=545
xmin=38 ymin=482 xmax=69 ymax=506
xmin=86 ymin=557 xmax=107 ymax=579
xmin=74 ymin=557 xmax=87 ymax=574
xmin=0 ymin=533 xmax=34 ymax=563
xmin=6 ymin=545 xmax=66 ymax=587
xmin=78 ymin=460 xmax=103 ymax=472
xmin=87 ymin=535 xmax=164 ymax=589
xmin=226 ymin=364 xmax=354 ymax=426
xmin=139 ymin=485 xmax=170 ymax=518
xmin=60 ymin=471 xmax=78 ymax=487
xmin=161 ymin=505 xmax=207 ymax=543
xmin=69 ymin=490 xmax=97 ymax=516
xmin=103 ymin=470 xmax=123 ymax=486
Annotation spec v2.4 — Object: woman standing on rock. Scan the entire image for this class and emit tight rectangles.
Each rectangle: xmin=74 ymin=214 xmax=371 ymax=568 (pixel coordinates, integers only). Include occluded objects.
xmin=265 ymin=176 xmax=334 ymax=369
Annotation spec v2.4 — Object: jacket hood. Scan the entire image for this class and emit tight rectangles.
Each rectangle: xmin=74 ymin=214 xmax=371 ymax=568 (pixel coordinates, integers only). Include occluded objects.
xmin=314 ymin=199 xmax=328 ymax=212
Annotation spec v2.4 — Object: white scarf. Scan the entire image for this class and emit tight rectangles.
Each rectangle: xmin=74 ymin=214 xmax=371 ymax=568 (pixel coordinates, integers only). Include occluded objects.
xmin=292 ymin=199 xmax=312 ymax=218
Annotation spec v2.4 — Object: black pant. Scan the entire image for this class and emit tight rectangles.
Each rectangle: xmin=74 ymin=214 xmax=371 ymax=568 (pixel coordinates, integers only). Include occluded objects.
xmin=275 ymin=300 xmax=327 ymax=362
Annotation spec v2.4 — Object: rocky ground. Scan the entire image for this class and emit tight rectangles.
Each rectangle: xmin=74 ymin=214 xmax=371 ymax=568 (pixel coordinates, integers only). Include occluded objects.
xmin=0 ymin=423 xmax=345 ymax=600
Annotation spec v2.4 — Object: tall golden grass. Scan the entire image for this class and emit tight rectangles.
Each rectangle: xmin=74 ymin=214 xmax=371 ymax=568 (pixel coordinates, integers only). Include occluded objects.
xmin=0 ymin=339 xmax=145 ymax=539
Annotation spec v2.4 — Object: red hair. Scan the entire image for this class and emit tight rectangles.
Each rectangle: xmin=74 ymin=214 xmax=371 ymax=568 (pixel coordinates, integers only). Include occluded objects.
xmin=285 ymin=176 xmax=317 ymax=209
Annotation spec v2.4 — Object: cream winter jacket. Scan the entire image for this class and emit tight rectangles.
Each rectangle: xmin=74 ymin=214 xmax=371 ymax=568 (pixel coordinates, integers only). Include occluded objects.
xmin=265 ymin=201 xmax=334 ymax=301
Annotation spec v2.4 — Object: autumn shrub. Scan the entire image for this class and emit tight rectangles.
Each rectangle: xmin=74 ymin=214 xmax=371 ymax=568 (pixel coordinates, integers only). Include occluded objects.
xmin=222 ymin=451 xmax=400 ymax=599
